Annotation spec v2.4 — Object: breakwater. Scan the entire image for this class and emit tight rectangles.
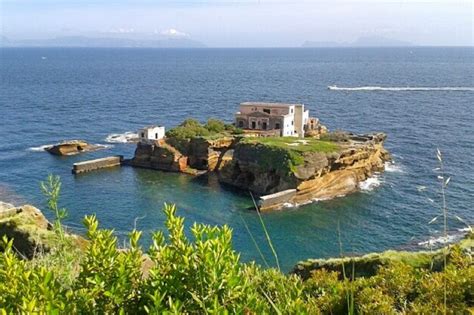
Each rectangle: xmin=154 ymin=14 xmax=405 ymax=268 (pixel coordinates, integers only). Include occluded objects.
xmin=72 ymin=156 xmax=123 ymax=174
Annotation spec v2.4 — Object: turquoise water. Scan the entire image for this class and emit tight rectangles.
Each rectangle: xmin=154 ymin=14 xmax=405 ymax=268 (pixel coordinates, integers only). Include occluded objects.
xmin=0 ymin=47 xmax=473 ymax=271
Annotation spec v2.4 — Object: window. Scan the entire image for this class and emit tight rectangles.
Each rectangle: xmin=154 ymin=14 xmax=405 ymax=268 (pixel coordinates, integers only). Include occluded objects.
xmin=155 ymin=133 xmax=159 ymax=139
xmin=262 ymin=122 xmax=267 ymax=130
xmin=275 ymin=123 xmax=280 ymax=129
xmin=251 ymin=121 xmax=256 ymax=129
xmin=238 ymin=120 xmax=244 ymax=128
xmin=263 ymin=108 xmax=271 ymax=114
xmin=290 ymin=108 xmax=294 ymax=113
xmin=291 ymin=120 xmax=294 ymax=125
xmin=141 ymin=132 xmax=145 ymax=138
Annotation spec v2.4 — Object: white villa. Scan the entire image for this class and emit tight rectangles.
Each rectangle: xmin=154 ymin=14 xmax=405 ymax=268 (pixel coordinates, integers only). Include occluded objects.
xmin=234 ymin=102 xmax=313 ymax=137
xmin=138 ymin=125 xmax=165 ymax=143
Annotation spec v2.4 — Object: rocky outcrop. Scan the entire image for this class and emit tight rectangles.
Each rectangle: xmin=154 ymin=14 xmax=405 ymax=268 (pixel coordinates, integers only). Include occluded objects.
xmin=292 ymin=231 xmax=474 ymax=280
xmin=187 ymin=137 xmax=235 ymax=171
xmin=129 ymin=140 xmax=188 ymax=172
xmin=219 ymin=133 xmax=390 ymax=210
xmin=129 ymin=137 xmax=235 ymax=173
xmin=0 ymin=202 xmax=86 ymax=259
xmin=45 ymin=140 xmax=106 ymax=156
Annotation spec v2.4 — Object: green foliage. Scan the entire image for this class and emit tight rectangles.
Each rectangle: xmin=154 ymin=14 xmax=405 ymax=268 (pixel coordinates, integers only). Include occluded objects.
xmin=204 ymin=118 xmax=226 ymax=133
xmin=40 ymin=174 xmax=68 ymax=242
xmin=166 ymin=118 xmax=240 ymax=142
xmin=166 ymin=118 xmax=211 ymax=141
xmin=1 ymin=194 xmax=473 ymax=313
xmin=165 ymin=118 xmax=241 ymax=153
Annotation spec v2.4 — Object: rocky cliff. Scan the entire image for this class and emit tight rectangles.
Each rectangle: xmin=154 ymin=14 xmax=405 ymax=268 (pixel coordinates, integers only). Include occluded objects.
xmin=129 ymin=132 xmax=390 ymax=210
xmin=128 ymin=137 xmax=235 ymax=173
xmin=218 ymin=133 xmax=390 ymax=210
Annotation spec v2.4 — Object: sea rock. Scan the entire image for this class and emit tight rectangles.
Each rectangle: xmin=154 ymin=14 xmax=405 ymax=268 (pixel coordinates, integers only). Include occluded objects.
xmin=45 ymin=140 xmax=105 ymax=156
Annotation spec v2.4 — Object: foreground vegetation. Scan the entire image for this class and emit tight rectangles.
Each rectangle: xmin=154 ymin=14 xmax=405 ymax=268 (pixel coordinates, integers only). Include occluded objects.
xmin=0 ymin=174 xmax=472 ymax=313
xmin=1 ymin=211 xmax=473 ymax=313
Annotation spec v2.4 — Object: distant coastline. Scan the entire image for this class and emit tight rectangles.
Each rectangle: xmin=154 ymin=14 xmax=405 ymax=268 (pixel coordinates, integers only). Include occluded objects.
xmin=0 ymin=35 xmax=206 ymax=48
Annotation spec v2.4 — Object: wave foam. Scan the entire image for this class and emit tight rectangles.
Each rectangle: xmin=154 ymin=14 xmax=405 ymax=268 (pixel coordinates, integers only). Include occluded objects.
xmin=384 ymin=161 xmax=404 ymax=173
xmin=105 ymin=132 xmax=138 ymax=143
xmin=28 ymin=143 xmax=112 ymax=152
xmin=359 ymin=175 xmax=382 ymax=192
xmin=328 ymin=85 xmax=474 ymax=91
xmin=28 ymin=144 xmax=53 ymax=152
xmin=418 ymin=234 xmax=462 ymax=247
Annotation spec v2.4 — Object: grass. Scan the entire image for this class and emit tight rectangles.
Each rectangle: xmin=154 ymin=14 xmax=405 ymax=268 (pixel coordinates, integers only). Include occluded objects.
xmin=238 ymin=137 xmax=340 ymax=175
xmin=241 ymin=136 xmax=340 ymax=154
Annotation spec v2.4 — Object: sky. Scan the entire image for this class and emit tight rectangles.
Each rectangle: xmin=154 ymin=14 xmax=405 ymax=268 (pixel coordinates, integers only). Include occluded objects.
xmin=1 ymin=0 xmax=473 ymax=47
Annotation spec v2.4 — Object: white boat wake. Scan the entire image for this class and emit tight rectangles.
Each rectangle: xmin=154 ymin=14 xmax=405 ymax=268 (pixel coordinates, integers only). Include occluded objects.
xmin=327 ymin=85 xmax=474 ymax=91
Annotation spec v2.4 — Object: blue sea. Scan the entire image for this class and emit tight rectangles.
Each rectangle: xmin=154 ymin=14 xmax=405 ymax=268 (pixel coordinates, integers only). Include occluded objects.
xmin=1 ymin=47 xmax=473 ymax=271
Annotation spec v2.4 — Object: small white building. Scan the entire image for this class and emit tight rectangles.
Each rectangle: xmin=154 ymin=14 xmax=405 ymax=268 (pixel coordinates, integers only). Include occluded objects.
xmin=235 ymin=102 xmax=310 ymax=137
xmin=138 ymin=125 xmax=165 ymax=143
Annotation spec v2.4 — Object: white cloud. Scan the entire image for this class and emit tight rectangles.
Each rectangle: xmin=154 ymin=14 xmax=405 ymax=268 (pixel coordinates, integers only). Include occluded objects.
xmin=159 ymin=28 xmax=188 ymax=38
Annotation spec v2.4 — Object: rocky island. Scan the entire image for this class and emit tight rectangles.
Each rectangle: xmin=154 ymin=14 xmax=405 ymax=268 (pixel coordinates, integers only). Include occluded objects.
xmin=127 ymin=102 xmax=391 ymax=210
xmin=45 ymin=140 xmax=106 ymax=156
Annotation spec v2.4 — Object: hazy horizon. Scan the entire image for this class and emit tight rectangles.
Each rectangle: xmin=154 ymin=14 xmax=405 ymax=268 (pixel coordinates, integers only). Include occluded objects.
xmin=1 ymin=0 xmax=473 ymax=47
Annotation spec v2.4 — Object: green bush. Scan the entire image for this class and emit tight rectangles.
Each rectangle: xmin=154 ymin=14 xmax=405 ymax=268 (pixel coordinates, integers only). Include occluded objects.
xmin=204 ymin=118 xmax=226 ymax=133
xmin=166 ymin=119 xmax=211 ymax=141
xmin=1 ymin=196 xmax=473 ymax=313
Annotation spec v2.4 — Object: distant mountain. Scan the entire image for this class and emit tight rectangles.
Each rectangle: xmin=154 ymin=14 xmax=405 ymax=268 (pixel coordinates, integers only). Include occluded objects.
xmin=302 ymin=36 xmax=414 ymax=48
xmin=1 ymin=36 xmax=206 ymax=48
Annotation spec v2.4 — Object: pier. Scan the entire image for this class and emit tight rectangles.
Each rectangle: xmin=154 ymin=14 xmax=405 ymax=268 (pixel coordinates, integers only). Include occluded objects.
xmin=72 ymin=156 xmax=123 ymax=174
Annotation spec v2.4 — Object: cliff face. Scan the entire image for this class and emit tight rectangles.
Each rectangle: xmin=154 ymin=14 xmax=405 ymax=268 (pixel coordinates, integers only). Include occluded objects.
xmin=129 ymin=137 xmax=235 ymax=173
xmin=129 ymin=133 xmax=390 ymax=210
xmin=129 ymin=140 xmax=188 ymax=172
xmin=292 ymin=135 xmax=389 ymax=204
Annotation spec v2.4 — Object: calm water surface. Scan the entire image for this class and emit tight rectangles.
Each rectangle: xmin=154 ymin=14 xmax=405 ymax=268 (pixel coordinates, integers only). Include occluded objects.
xmin=1 ymin=47 xmax=473 ymax=271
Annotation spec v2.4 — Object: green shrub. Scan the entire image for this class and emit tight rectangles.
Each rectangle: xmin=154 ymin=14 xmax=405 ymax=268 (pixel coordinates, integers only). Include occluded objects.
xmin=166 ymin=118 xmax=211 ymax=141
xmin=204 ymin=118 xmax=226 ymax=133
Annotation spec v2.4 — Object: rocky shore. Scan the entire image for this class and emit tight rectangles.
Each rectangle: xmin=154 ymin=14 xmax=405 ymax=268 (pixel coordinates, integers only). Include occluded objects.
xmin=127 ymin=124 xmax=391 ymax=210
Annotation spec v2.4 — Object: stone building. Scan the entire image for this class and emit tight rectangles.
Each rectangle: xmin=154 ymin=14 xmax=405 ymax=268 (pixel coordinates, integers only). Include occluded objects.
xmin=234 ymin=102 xmax=312 ymax=137
xmin=138 ymin=126 xmax=165 ymax=143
